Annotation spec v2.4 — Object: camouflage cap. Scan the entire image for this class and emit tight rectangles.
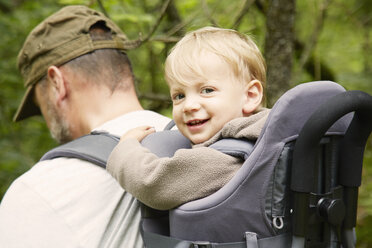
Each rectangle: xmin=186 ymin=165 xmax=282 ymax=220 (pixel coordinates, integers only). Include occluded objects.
xmin=14 ymin=5 xmax=132 ymax=122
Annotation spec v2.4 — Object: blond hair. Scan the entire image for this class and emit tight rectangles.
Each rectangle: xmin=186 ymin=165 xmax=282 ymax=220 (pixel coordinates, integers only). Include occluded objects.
xmin=165 ymin=27 xmax=266 ymax=97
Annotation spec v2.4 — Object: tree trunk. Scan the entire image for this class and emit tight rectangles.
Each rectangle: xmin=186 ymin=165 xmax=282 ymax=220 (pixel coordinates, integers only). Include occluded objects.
xmin=264 ymin=0 xmax=296 ymax=107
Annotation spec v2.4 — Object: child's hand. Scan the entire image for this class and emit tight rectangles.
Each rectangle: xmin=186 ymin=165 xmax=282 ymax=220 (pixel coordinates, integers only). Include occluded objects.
xmin=120 ymin=126 xmax=156 ymax=143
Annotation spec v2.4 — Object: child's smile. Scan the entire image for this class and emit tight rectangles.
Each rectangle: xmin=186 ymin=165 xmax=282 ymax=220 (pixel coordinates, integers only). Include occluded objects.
xmin=186 ymin=118 xmax=210 ymax=133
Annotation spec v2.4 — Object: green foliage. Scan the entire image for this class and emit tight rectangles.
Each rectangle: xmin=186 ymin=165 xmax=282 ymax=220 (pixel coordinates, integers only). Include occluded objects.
xmin=356 ymin=138 xmax=372 ymax=247
xmin=0 ymin=0 xmax=371 ymax=245
xmin=0 ymin=1 xmax=60 ymax=199
xmin=58 ymin=0 xmax=90 ymax=5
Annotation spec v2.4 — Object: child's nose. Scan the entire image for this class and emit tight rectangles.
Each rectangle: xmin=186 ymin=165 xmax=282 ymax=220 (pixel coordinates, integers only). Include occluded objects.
xmin=183 ymin=97 xmax=201 ymax=113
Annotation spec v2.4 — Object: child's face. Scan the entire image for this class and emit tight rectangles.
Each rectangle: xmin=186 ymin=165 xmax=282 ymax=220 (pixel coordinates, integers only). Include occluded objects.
xmin=170 ymin=52 xmax=250 ymax=144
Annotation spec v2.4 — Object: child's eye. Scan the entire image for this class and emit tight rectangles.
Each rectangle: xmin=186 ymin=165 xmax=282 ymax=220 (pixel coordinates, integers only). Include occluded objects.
xmin=201 ymin=88 xmax=214 ymax=94
xmin=173 ymin=93 xmax=185 ymax=101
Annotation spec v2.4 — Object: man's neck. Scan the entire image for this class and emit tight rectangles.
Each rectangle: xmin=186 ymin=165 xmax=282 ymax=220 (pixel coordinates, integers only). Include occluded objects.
xmin=69 ymin=88 xmax=144 ymax=139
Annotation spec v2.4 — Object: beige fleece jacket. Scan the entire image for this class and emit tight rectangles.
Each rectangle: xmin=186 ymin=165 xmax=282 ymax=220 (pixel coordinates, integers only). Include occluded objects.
xmin=107 ymin=108 xmax=270 ymax=210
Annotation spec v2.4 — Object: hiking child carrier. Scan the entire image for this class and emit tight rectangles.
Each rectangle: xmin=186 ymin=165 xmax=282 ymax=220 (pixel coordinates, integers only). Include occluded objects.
xmin=40 ymin=81 xmax=372 ymax=248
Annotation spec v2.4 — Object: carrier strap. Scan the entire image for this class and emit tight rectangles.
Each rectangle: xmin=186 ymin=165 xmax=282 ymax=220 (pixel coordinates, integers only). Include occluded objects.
xmin=141 ymin=230 xmax=291 ymax=248
xmin=209 ymin=138 xmax=254 ymax=160
xmin=40 ymin=131 xmax=119 ymax=168
xmin=40 ymin=132 xmax=255 ymax=166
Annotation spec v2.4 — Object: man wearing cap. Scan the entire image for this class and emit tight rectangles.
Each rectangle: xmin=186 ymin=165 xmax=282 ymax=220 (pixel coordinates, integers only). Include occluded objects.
xmin=0 ymin=5 xmax=170 ymax=247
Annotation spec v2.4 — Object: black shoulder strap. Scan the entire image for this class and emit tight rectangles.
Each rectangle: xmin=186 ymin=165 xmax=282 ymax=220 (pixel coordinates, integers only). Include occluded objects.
xmin=40 ymin=131 xmax=119 ymax=168
xmin=39 ymin=129 xmax=255 ymax=168
xmin=209 ymin=138 xmax=255 ymax=160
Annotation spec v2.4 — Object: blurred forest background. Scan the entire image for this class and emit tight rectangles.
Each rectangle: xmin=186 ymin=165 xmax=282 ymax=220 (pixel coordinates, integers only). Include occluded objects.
xmin=0 ymin=0 xmax=371 ymax=246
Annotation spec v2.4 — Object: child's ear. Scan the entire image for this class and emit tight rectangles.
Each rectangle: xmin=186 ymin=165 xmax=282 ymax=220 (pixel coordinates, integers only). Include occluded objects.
xmin=242 ymin=79 xmax=263 ymax=115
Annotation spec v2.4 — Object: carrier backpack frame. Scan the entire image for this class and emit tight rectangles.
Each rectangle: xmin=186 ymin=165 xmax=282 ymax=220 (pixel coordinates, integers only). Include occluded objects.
xmin=41 ymin=81 xmax=372 ymax=248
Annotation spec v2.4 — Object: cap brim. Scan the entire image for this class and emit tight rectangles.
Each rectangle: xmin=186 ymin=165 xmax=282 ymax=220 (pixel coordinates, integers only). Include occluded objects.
xmin=13 ymin=85 xmax=41 ymax=122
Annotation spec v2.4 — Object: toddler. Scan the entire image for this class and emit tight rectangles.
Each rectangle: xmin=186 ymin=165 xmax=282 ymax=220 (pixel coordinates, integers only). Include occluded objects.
xmin=107 ymin=27 xmax=270 ymax=210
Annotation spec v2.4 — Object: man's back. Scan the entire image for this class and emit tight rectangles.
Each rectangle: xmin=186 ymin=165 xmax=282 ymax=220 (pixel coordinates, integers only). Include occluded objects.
xmin=0 ymin=111 xmax=170 ymax=247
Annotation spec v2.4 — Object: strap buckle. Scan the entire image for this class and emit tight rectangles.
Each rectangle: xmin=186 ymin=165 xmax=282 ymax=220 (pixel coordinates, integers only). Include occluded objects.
xmin=190 ymin=241 xmax=212 ymax=248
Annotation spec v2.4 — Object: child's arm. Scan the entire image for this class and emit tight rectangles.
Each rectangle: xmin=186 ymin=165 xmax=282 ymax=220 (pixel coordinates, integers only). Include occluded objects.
xmin=107 ymin=137 xmax=242 ymax=210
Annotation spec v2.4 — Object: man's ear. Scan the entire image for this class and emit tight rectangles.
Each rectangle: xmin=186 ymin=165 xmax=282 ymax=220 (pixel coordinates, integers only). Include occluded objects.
xmin=47 ymin=66 xmax=68 ymax=106
xmin=242 ymin=79 xmax=263 ymax=115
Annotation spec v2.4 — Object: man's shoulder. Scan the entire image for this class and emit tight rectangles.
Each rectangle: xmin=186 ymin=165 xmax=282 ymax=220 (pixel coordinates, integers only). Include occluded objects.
xmin=0 ymin=157 xmax=139 ymax=247
xmin=6 ymin=157 xmax=120 ymax=203
xmin=96 ymin=110 xmax=171 ymax=136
